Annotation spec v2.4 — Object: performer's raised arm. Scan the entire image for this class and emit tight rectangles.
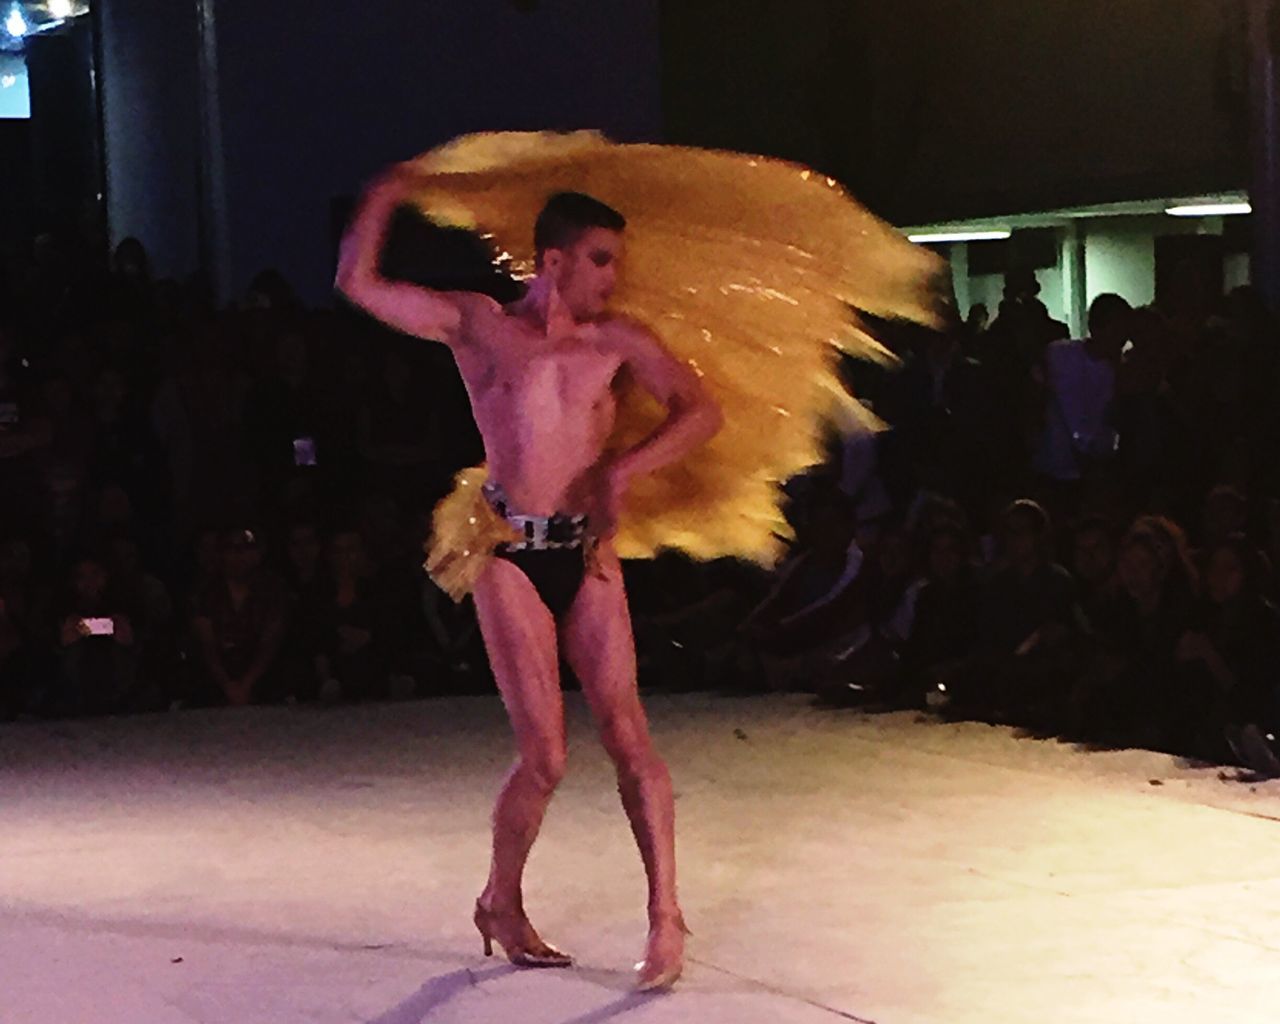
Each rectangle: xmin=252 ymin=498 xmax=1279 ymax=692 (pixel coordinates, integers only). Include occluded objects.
xmin=335 ymin=166 xmax=469 ymax=346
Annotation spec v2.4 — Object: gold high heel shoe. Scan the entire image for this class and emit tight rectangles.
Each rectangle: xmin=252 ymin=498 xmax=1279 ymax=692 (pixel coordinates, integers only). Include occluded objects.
xmin=634 ymin=912 xmax=691 ymax=992
xmin=473 ymin=900 xmax=573 ymax=968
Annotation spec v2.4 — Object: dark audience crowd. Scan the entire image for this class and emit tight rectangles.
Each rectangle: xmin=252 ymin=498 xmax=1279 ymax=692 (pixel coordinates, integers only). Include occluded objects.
xmin=3 ymin=231 xmax=1280 ymax=776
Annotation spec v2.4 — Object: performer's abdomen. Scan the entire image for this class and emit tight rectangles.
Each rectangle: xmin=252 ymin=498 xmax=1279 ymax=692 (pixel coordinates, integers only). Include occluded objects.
xmin=471 ymin=356 xmax=617 ymax=515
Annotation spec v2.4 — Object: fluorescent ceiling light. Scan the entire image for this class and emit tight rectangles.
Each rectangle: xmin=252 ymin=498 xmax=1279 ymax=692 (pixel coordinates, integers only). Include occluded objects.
xmin=1165 ymin=202 xmax=1252 ymax=217
xmin=5 ymin=6 xmax=26 ymax=37
xmin=907 ymin=229 xmax=1012 ymax=244
xmin=48 ymin=0 xmax=73 ymax=17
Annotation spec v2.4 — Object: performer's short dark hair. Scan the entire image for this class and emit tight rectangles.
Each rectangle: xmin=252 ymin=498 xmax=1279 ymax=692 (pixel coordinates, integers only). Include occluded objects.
xmin=534 ymin=192 xmax=626 ymax=259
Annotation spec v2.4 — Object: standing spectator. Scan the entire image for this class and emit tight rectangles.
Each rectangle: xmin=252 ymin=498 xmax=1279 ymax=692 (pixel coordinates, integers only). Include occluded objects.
xmin=357 ymin=347 xmax=442 ymax=517
xmin=242 ymin=328 xmax=328 ymax=528
xmin=1032 ymin=294 xmax=1132 ymax=517
xmin=1113 ymin=307 xmax=1177 ymax=509
xmin=151 ymin=321 xmax=250 ymax=540
xmin=87 ymin=364 xmax=164 ymax=523
xmin=0 ymin=323 xmax=51 ymax=538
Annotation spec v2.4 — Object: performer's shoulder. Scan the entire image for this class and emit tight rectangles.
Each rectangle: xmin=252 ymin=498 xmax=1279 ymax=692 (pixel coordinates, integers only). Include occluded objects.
xmin=451 ymin=291 xmax=504 ymax=318
xmin=450 ymin=291 xmax=506 ymax=340
xmin=600 ymin=313 xmax=663 ymax=349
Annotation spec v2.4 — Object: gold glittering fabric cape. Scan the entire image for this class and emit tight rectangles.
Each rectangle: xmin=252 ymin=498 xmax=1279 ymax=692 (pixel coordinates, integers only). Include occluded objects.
xmin=408 ymin=132 xmax=944 ymax=600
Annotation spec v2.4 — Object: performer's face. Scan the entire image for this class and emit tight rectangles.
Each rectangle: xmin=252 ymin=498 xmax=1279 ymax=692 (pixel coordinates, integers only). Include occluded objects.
xmin=547 ymin=227 xmax=622 ymax=321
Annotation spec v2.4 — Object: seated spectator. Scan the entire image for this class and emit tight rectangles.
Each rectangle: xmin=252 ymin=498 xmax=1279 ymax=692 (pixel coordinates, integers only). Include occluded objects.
xmin=632 ymin=554 xmax=768 ymax=692
xmin=46 ymin=553 xmax=140 ymax=717
xmin=181 ymin=526 xmax=223 ymax=616
xmin=1070 ymin=515 xmax=1119 ymax=632
xmin=742 ymin=485 xmax=866 ymax=693
xmin=1175 ymin=536 xmax=1280 ymax=766
xmin=316 ymin=527 xmax=396 ymax=702
xmin=828 ymin=522 xmax=921 ymax=701
xmin=279 ymin=519 xmax=329 ymax=701
xmin=103 ymin=531 xmax=176 ymax=708
xmin=421 ymin=577 xmax=488 ymax=694
xmin=899 ymin=520 xmax=980 ymax=708
xmin=1200 ymin=484 xmax=1251 ymax=553
xmin=190 ymin=528 xmax=288 ymax=707
xmin=1070 ymin=516 xmax=1198 ymax=750
xmin=953 ymin=500 xmax=1077 ymax=725
xmin=0 ymin=536 xmax=48 ymax=718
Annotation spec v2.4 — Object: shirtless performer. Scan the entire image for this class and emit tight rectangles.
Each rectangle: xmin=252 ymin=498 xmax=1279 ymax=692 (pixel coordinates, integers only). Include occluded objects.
xmin=336 ymin=167 xmax=723 ymax=991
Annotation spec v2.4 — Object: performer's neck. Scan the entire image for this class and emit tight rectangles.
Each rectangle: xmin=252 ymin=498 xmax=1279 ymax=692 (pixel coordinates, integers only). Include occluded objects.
xmin=518 ymin=276 xmax=579 ymax=335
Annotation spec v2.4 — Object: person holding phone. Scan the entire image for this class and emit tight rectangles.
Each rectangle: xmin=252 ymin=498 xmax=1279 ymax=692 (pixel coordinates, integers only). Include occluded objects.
xmin=50 ymin=553 xmax=137 ymax=717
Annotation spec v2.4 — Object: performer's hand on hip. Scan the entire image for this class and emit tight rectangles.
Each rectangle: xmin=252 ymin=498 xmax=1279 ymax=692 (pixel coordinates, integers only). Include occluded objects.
xmin=594 ymin=464 xmax=632 ymax=541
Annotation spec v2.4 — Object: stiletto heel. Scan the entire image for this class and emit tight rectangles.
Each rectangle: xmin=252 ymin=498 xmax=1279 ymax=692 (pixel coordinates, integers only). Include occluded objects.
xmin=473 ymin=899 xmax=573 ymax=968
xmin=634 ymin=911 xmax=688 ymax=992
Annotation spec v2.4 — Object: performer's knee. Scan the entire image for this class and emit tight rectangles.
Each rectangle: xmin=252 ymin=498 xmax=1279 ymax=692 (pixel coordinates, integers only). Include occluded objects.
xmin=599 ymin=712 xmax=661 ymax=782
xmin=519 ymin=742 xmax=568 ymax=794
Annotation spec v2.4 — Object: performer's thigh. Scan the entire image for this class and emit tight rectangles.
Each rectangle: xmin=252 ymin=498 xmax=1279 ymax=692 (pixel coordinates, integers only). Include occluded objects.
xmin=561 ymin=545 xmax=642 ymax=721
xmin=473 ymin=559 xmax=564 ymax=752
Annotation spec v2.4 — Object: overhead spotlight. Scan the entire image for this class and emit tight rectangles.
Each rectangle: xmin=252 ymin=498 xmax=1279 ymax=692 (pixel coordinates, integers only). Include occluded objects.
xmin=907 ymin=229 xmax=1012 ymax=244
xmin=1166 ymin=202 xmax=1252 ymax=217
xmin=5 ymin=5 xmax=28 ymax=37
xmin=48 ymin=0 xmax=73 ymax=18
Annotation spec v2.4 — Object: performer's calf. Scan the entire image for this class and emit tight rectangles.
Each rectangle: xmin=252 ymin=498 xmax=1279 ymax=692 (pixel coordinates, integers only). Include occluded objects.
xmin=564 ymin=549 xmax=682 ymax=921
xmin=473 ymin=560 xmax=567 ymax=913
xmin=597 ymin=706 xmax=679 ymax=917
xmin=483 ymin=735 xmax=567 ymax=910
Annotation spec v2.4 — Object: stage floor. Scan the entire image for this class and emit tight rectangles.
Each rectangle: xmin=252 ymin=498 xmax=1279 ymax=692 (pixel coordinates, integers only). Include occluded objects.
xmin=2 ymin=693 xmax=1279 ymax=1024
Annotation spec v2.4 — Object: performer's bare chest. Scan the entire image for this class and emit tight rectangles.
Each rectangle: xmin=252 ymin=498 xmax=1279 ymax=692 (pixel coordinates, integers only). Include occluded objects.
xmin=457 ymin=330 xmax=623 ymax=427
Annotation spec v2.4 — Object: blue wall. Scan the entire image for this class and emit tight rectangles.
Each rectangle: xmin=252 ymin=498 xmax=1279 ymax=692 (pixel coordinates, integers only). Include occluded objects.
xmin=99 ymin=0 xmax=202 ymax=282
xmin=211 ymin=0 xmax=662 ymax=303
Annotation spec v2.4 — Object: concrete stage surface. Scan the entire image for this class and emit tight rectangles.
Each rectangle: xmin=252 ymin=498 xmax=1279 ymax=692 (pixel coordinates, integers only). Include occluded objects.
xmin=3 ymin=694 xmax=1279 ymax=1024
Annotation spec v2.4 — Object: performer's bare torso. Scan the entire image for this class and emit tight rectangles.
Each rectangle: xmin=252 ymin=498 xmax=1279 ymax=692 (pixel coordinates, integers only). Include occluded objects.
xmin=456 ymin=305 xmax=624 ymax=516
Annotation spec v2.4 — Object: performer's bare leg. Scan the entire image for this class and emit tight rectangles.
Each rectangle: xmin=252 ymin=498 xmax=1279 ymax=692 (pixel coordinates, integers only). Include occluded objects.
xmin=562 ymin=544 xmax=686 ymax=987
xmin=471 ymin=559 xmax=571 ymax=963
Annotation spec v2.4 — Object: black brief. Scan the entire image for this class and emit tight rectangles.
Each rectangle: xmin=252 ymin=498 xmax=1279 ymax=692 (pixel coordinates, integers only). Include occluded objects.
xmin=494 ymin=546 xmax=587 ymax=620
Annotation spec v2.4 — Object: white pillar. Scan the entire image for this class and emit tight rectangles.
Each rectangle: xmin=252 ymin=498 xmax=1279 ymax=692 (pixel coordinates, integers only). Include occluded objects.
xmin=1061 ymin=220 xmax=1086 ymax=338
xmin=949 ymin=241 xmax=971 ymax=317
xmin=195 ymin=0 xmax=231 ymax=304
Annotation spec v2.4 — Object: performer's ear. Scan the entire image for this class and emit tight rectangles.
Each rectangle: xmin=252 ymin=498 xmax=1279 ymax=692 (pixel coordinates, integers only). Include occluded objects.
xmin=541 ymin=246 xmax=565 ymax=276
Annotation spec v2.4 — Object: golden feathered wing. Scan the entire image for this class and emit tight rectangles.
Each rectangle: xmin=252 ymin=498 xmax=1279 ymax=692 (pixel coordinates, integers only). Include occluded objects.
xmin=405 ymin=131 xmax=944 ymax=596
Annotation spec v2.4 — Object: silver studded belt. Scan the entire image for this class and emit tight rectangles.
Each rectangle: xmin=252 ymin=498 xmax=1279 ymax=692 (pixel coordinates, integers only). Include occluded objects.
xmin=483 ymin=482 xmax=589 ymax=552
